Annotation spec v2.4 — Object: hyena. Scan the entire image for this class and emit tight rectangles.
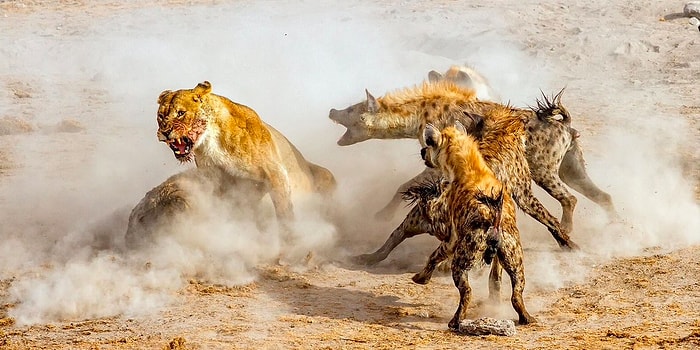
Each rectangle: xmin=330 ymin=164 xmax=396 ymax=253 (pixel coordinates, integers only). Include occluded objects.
xmin=330 ymin=81 xmax=577 ymax=256
xmin=331 ymin=67 xmax=618 ymax=235
xmin=427 ymin=65 xmax=500 ymax=102
xmin=430 ymin=66 xmax=618 ymax=235
xmin=415 ymin=123 xmax=535 ymax=329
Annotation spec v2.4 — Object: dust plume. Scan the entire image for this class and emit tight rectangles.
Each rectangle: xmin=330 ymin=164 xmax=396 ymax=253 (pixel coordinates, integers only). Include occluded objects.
xmin=1 ymin=1 xmax=459 ymax=325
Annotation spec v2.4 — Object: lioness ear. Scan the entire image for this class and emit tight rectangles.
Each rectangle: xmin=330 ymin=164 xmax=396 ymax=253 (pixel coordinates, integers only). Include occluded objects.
xmin=365 ymin=89 xmax=379 ymax=113
xmin=428 ymin=70 xmax=443 ymax=83
xmin=194 ymin=81 xmax=212 ymax=95
xmin=157 ymin=90 xmax=172 ymax=104
xmin=423 ymin=123 xmax=441 ymax=148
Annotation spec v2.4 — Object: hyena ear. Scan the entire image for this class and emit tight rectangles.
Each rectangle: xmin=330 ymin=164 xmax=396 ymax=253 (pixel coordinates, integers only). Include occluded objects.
xmin=428 ymin=70 xmax=443 ymax=83
xmin=423 ymin=123 xmax=441 ymax=148
xmin=554 ymin=87 xmax=566 ymax=105
xmin=492 ymin=187 xmax=504 ymax=207
xmin=365 ymin=89 xmax=379 ymax=113
xmin=454 ymin=120 xmax=467 ymax=134
xmin=454 ymin=70 xmax=472 ymax=84
xmin=157 ymin=90 xmax=173 ymax=105
xmin=461 ymin=111 xmax=484 ymax=133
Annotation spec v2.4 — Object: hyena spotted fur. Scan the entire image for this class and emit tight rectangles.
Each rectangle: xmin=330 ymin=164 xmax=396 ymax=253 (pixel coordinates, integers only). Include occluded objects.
xmin=331 ymin=80 xmax=578 ymax=266
xmin=415 ymin=123 xmax=536 ymax=330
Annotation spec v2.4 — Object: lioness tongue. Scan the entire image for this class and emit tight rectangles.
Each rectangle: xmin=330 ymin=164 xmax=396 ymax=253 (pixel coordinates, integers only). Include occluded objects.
xmin=177 ymin=143 xmax=187 ymax=154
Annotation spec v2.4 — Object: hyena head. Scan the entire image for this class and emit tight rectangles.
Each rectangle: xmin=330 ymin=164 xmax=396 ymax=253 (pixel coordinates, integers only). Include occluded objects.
xmin=428 ymin=67 xmax=474 ymax=87
xmin=428 ymin=65 xmax=497 ymax=102
xmin=328 ymin=89 xmax=381 ymax=146
xmin=421 ymin=122 xmax=505 ymax=252
xmin=420 ymin=122 xmax=468 ymax=171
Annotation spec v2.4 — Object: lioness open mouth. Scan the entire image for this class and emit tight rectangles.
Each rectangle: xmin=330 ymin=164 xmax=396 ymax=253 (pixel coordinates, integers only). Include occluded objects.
xmin=167 ymin=137 xmax=193 ymax=159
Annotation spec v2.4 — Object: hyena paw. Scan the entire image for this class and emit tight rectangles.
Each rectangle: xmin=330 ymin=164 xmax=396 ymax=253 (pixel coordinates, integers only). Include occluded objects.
xmin=412 ymin=272 xmax=431 ymax=285
xmin=560 ymin=220 xmax=574 ymax=235
xmin=352 ymin=253 xmax=381 ymax=266
xmin=519 ymin=314 xmax=537 ymax=325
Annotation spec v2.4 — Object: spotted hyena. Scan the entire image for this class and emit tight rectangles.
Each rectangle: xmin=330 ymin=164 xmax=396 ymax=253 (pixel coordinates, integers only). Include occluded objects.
xmin=330 ymin=81 xmax=578 ymax=257
xmin=427 ymin=65 xmax=500 ymax=102
xmin=430 ymin=66 xmax=618 ymax=234
xmin=414 ymin=123 xmax=535 ymax=330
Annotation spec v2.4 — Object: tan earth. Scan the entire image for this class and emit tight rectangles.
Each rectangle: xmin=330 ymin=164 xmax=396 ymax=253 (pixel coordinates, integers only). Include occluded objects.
xmin=1 ymin=1 xmax=699 ymax=349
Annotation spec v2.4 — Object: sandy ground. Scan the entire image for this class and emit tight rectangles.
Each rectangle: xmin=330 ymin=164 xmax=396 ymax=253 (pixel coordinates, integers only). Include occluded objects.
xmin=1 ymin=0 xmax=699 ymax=349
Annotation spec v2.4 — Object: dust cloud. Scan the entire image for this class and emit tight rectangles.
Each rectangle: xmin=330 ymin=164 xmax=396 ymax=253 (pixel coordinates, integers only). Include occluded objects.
xmin=1 ymin=1 xmax=697 ymax=326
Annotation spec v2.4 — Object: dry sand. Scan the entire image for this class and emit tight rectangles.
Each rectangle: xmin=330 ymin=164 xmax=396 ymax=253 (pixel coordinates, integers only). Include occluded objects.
xmin=1 ymin=1 xmax=699 ymax=349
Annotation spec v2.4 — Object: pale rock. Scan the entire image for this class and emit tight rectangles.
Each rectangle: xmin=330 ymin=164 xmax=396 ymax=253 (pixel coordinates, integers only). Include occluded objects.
xmin=684 ymin=2 xmax=700 ymax=18
xmin=457 ymin=317 xmax=516 ymax=336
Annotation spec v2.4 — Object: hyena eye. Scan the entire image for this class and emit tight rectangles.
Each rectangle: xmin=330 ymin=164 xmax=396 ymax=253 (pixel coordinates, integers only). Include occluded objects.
xmin=177 ymin=110 xmax=185 ymax=117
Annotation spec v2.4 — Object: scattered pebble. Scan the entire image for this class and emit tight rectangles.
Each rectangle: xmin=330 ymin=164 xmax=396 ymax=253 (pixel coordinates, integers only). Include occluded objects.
xmin=684 ymin=1 xmax=700 ymax=18
xmin=54 ymin=118 xmax=85 ymax=133
xmin=13 ymin=89 xmax=31 ymax=98
xmin=0 ymin=116 xmax=34 ymax=135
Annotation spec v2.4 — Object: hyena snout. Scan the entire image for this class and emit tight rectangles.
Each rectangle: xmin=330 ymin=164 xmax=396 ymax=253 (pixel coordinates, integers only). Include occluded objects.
xmin=328 ymin=108 xmax=343 ymax=122
xmin=421 ymin=147 xmax=436 ymax=168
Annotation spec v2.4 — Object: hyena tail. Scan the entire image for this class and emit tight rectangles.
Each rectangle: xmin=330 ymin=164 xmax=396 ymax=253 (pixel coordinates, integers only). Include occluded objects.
xmin=483 ymin=232 xmax=501 ymax=265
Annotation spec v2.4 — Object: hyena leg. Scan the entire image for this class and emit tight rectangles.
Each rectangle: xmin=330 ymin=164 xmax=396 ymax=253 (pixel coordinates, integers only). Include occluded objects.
xmin=531 ymin=165 xmax=578 ymax=235
xmin=412 ymin=241 xmax=450 ymax=285
xmin=488 ymin=256 xmax=502 ymax=302
xmin=448 ymin=247 xmax=477 ymax=331
xmin=498 ymin=238 xmax=536 ymax=325
xmin=375 ymin=168 xmax=440 ymax=221
xmin=513 ymin=183 xmax=579 ymax=250
xmin=560 ymin=141 xmax=620 ymax=222
xmin=354 ymin=205 xmax=430 ymax=265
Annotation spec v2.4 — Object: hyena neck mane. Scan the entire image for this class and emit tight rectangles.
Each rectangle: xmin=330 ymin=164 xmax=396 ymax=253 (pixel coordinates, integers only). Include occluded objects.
xmin=370 ymin=81 xmax=478 ymax=138
xmin=442 ymin=129 xmax=497 ymax=192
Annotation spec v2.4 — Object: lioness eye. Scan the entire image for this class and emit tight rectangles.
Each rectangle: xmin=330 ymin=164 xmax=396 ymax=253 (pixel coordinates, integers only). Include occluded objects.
xmin=177 ymin=110 xmax=185 ymax=117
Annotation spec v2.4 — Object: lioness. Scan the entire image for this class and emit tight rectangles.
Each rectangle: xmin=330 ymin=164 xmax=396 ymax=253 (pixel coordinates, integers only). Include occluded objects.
xmin=156 ymin=81 xmax=336 ymax=228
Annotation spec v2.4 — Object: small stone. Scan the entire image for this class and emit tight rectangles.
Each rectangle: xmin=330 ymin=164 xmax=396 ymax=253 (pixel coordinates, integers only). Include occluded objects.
xmin=13 ymin=89 xmax=30 ymax=98
xmin=690 ymin=17 xmax=700 ymax=26
xmin=685 ymin=2 xmax=700 ymax=18
xmin=54 ymin=118 xmax=85 ymax=133
xmin=458 ymin=317 xmax=516 ymax=336
xmin=0 ymin=116 xmax=34 ymax=135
